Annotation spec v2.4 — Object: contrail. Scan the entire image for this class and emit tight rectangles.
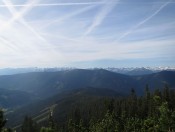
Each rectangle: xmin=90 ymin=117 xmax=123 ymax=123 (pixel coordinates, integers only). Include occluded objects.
xmin=1 ymin=0 xmax=44 ymax=47
xmin=0 ymin=36 xmax=19 ymax=51
xmin=117 ymin=0 xmax=172 ymax=41
xmin=0 ymin=0 xmax=40 ymax=32
xmin=2 ymin=0 xmax=82 ymax=52
xmin=2 ymin=0 xmax=62 ymax=56
xmin=0 ymin=2 xmax=106 ymax=7
xmin=84 ymin=0 xmax=119 ymax=36
xmin=0 ymin=0 xmax=33 ymax=51
xmin=0 ymin=1 xmax=174 ymax=7
xmin=2 ymin=0 xmax=50 ymax=45
xmin=41 ymin=5 xmax=97 ymax=29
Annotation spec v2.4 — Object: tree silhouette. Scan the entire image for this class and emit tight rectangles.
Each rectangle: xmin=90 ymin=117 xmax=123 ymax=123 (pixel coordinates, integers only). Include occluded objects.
xmin=0 ymin=109 xmax=6 ymax=132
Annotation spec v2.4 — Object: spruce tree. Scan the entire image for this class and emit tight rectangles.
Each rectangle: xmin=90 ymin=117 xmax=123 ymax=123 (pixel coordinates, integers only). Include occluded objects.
xmin=21 ymin=116 xmax=38 ymax=132
xmin=0 ymin=109 xmax=6 ymax=132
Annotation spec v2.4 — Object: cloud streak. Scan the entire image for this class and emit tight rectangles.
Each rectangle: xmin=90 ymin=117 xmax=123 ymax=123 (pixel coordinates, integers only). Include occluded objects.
xmin=2 ymin=0 xmax=58 ymax=52
xmin=116 ymin=0 xmax=172 ymax=41
xmin=0 ymin=0 xmax=40 ymax=32
xmin=1 ymin=1 xmax=175 ymax=7
xmin=0 ymin=36 xmax=19 ymax=51
xmin=41 ymin=5 xmax=97 ymax=30
xmin=84 ymin=0 xmax=119 ymax=36
xmin=0 ymin=2 xmax=106 ymax=7
xmin=0 ymin=0 xmax=174 ymax=68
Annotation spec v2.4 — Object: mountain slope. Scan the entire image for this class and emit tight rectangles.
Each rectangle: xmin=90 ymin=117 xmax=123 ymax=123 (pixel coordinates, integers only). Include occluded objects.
xmin=134 ymin=71 xmax=175 ymax=91
xmin=0 ymin=69 xmax=174 ymax=106
xmin=126 ymin=67 xmax=154 ymax=75
xmin=0 ymin=69 xmax=137 ymax=99
xmin=6 ymin=87 xmax=122 ymax=127
xmin=0 ymin=89 xmax=34 ymax=109
xmin=2 ymin=70 xmax=175 ymax=128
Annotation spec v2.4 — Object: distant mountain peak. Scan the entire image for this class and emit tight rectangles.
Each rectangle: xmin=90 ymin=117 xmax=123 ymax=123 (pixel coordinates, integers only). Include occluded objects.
xmin=105 ymin=66 xmax=175 ymax=75
xmin=0 ymin=66 xmax=175 ymax=76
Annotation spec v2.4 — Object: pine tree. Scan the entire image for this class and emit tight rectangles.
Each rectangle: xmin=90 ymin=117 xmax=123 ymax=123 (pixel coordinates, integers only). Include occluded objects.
xmin=0 ymin=109 xmax=6 ymax=132
xmin=48 ymin=109 xmax=55 ymax=130
xmin=40 ymin=127 xmax=54 ymax=132
xmin=143 ymin=85 xmax=151 ymax=117
xmin=129 ymin=88 xmax=137 ymax=117
xmin=159 ymin=102 xmax=172 ymax=131
xmin=21 ymin=116 xmax=38 ymax=132
xmin=163 ymin=85 xmax=170 ymax=103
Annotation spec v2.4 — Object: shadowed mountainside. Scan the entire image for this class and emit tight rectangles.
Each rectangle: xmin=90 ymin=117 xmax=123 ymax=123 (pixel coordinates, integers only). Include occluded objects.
xmin=0 ymin=69 xmax=174 ymax=109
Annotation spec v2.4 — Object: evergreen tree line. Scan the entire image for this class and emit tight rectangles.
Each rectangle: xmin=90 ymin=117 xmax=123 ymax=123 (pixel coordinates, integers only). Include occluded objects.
xmin=65 ymin=85 xmax=175 ymax=132
xmin=1 ymin=85 xmax=175 ymax=132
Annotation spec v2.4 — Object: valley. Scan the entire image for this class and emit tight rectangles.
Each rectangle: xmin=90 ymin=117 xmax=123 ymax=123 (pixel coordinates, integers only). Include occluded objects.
xmin=0 ymin=69 xmax=175 ymax=131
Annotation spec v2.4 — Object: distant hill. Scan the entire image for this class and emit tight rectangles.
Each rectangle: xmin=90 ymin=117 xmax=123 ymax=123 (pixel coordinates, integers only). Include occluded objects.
xmin=106 ymin=67 xmax=175 ymax=75
xmin=126 ymin=67 xmax=154 ymax=75
xmin=1 ymin=67 xmax=175 ymax=76
xmin=1 ymin=69 xmax=174 ymax=128
xmin=0 ymin=89 xmax=34 ymax=109
xmin=134 ymin=71 xmax=175 ymax=91
xmin=0 ymin=69 xmax=136 ymax=99
xmin=0 ymin=67 xmax=74 ymax=75
xmin=0 ymin=69 xmax=175 ymax=109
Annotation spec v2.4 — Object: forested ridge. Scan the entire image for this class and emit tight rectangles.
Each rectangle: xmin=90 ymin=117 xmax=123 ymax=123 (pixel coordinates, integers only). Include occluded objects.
xmin=1 ymin=85 xmax=175 ymax=132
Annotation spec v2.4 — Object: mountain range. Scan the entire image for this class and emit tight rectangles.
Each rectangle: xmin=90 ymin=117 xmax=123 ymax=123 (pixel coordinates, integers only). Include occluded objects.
xmin=0 ymin=66 xmax=175 ymax=75
xmin=0 ymin=69 xmax=174 ymax=128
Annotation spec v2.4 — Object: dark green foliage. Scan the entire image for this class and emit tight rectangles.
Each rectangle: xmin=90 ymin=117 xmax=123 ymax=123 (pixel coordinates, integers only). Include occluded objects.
xmin=2 ymin=70 xmax=175 ymax=128
xmin=61 ymin=85 xmax=175 ymax=132
xmin=4 ymin=85 xmax=175 ymax=132
xmin=0 ymin=109 xmax=6 ymax=132
xmin=40 ymin=127 xmax=54 ymax=132
xmin=0 ymin=110 xmax=13 ymax=132
xmin=21 ymin=116 xmax=39 ymax=132
xmin=158 ymin=102 xmax=175 ymax=131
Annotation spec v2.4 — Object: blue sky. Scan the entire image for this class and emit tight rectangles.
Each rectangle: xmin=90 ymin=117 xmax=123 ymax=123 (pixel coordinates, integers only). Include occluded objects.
xmin=0 ymin=0 xmax=175 ymax=68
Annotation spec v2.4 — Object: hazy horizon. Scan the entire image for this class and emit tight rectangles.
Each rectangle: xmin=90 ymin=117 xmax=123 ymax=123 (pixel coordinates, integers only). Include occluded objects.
xmin=0 ymin=66 xmax=175 ymax=70
xmin=0 ymin=0 xmax=175 ymax=68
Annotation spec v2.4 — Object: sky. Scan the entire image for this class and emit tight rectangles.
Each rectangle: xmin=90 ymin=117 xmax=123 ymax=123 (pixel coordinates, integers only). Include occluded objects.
xmin=0 ymin=0 xmax=175 ymax=68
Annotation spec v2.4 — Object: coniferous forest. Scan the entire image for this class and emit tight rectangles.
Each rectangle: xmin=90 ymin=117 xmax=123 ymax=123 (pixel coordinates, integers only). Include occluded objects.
xmin=0 ymin=0 xmax=175 ymax=131
xmin=1 ymin=86 xmax=175 ymax=132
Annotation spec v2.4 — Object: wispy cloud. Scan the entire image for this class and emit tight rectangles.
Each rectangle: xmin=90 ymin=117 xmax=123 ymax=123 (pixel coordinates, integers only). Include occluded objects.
xmin=0 ymin=0 xmax=40 ymax=32
xmin=0 ymin=2 xmax=106 ymax=7
xmin=116 ymin=0 xmax=172 ymax=41
xmin=1 ymin=0 xmax=38 ymax=47
xmin=2 ymin=0 xmax=57 ymax=51
xmin=41 ymin=5 xmax=97 ymax=30
xmin=0 ymin=0 xmax=174 ymax=68
xmin=0 ymin=36 xmax=19 ymax=51
xmin=1 ymin=1 xmax=175 ymax=7
xmin=84 ymin=0 xmax=119 ymax=36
